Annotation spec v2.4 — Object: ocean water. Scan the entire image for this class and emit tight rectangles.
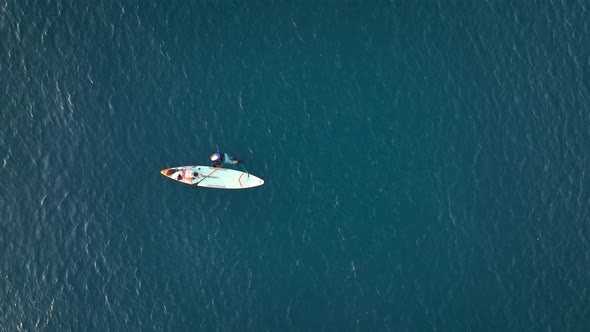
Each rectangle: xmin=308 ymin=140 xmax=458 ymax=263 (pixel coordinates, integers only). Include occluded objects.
xmin=1 ymin=0 xmax=589 ymax=330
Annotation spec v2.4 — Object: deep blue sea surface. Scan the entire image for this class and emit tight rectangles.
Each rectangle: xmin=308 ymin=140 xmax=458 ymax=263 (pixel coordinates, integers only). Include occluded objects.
xmin=2 ymin=0 xmax=590 ymax=330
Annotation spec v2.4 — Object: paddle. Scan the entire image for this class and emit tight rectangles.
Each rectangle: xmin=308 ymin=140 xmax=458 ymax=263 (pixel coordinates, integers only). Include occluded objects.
xmin=239 ymin=163 xmax=249 ymax=178
xmin=191 ymin=169 xmax=215 ymax=188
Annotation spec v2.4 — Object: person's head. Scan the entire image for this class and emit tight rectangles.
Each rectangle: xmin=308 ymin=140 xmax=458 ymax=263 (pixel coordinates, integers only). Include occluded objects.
xmin=210 ymin=153 xmax=221 ymax=162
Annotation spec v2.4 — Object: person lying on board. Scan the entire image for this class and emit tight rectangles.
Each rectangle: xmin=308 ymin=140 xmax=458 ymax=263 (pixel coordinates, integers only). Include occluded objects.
xmin=176 ymin=168 xmax=202 ymax=181
xmin=210 ymin=153 xmax=243 ymax=167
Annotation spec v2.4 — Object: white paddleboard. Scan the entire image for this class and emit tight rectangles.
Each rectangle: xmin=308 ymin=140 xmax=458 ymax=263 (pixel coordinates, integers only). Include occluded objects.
xmin=160 ymin=165 xmax=264 ymax=189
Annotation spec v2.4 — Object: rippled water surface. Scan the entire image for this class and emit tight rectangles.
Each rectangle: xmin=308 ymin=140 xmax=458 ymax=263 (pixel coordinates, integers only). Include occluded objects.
xmin=1 ymin=0 xmax=589 ymax=330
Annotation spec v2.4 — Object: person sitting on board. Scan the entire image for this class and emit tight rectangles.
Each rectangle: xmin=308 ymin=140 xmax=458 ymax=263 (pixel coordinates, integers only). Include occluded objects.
xmin=210 ymin=153 xmax=242 ymax=167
